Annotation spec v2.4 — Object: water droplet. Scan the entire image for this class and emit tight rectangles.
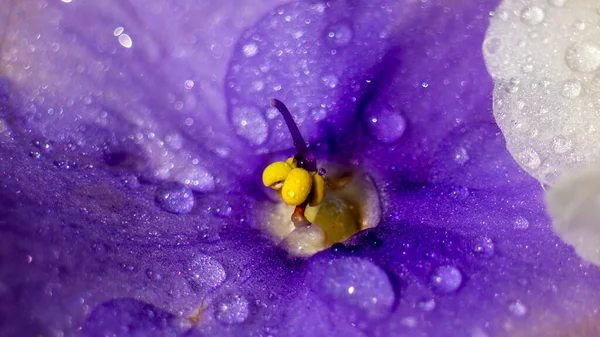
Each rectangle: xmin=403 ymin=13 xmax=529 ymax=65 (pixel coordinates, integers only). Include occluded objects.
xmin=146 ymin=269 xmax=162 ymax=281
xmin=120 ymin=175 xmax=139 ymax=189
xmin=508 ymin=300 xmax=527 ymax=317
xmin=520 ymin=6 xmax=545 ymax=25
xmin=430 ymin=265 xmax=462 ymax=293
xmin=155 ymin=181 xmax=194 ymax=214
xmin=505 ymin=78 xmax=520 ymax=93
xmin=517 ymin=148 xmax=541 ymax=170
xmin=188 ymin=254 xmax=226 ymax=288
xmin=561 ymin=80 xmax=582 ymax=98
xmin=453 ymin=147 xmax=470 ymax=165
xmin=321 ymin=74 xmax=339 ymax=89
xmin=324 ymin=21 xmax=354 ymax=47
xmin=483 ymin=37 xmax=501 ymax=55
xmin=242 ymin=43 xmax=258 ymax=57
xmin=230 ymin=106 xmax=268 ymax=146
xmin=53 ymin=159 xmax=77 ymax=169
xmin=513 ymin=216 xmax=530 ymax=230
xmin=215 ymin=294 xmax=249 ymax=324
xmin=118 ymin=34 xmax=133 ymax=48
xmin=212 ymin=201 xmax=233 ymax=218
xmin=362 ymin=104 xmax=406 ymax=143
xmin=307 ymin=257 xmax=395 ymax=321
xmin=552 ymin=135 xmax=572 ymax=154
xmin=473 ymin=237 xmax=495 ymax=258
xmin=565 ymin=43 xmax=600 ymax=73
xmin=417 ymin=298 xmax=436 ymax=312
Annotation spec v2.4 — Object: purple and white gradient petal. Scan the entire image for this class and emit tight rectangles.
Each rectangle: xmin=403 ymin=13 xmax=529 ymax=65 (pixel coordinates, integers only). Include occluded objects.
xmin=0 ymin=0 xmax=598 ymax=337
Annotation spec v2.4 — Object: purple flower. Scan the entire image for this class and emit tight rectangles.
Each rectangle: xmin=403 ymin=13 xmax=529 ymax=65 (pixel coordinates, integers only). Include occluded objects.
xmin=1 ymin=0 xmax=598 ymax=336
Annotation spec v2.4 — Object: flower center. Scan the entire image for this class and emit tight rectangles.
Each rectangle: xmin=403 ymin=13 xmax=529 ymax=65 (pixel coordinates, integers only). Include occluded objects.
xmin=262 ymin=166 xmax=381 ymax=256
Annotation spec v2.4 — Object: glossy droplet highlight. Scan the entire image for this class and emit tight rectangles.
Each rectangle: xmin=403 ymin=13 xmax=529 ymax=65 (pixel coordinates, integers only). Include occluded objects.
xmin=188 ymin=255 xmax=226 ymax=288
xmin=565 ymin=43 xmax=600 ymax=73
xmin=307 ymin=256 xmax=395 ymax=321
xmin=324 ymin=21 xmax=353 ymax=47
xmin=520 ymin=6 xmax=545 ymax=25
xmin=230 ymin=106 xmax=268 ymax=146
xmin=212 ymin=201 xmax=233 ymax=218
xmin=430 ymin=265 xmax=462 ymax=293
xmin=215 ymin=294 xmax=249 ymax=324
xmin=473 ymin=237 xmax=495 ymax=258
xmin=363 ymin=104 xmax=406 ymax=143
xmin=155 ymin=181 xmax=194 ymax=214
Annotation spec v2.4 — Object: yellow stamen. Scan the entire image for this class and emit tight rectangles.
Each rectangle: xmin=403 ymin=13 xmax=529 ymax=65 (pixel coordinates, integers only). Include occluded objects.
xmin=281 ymin=168 xmax=313 ymax=205
xmin=262 ymin=161 xmax=292 ymax=189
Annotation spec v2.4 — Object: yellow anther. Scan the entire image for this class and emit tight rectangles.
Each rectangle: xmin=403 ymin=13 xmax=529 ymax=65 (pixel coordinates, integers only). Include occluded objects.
xmin=281 ymin=168 xmax=313 ymax=205
xmin=286 ymin=157 xmax=297 ymax=168
xmin=262 ymin=161 xmax=292 ymax=189
xmin=309 ymin=173 xmax=326 ymax=206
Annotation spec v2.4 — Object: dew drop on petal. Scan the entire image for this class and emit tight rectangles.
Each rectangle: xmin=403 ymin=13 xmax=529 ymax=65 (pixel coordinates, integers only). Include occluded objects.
xmin=242 ymin=42 xmax=259 ymax=57
xmin=212 ymin=201 xmax=233 ymax=218
xmin=508 ymin=300 xmax=528 ymax=317
xmin=473 ymin=237 xmax=495 ymax=257
xmin=187 ymin=254 xmax=226 ymax=288
xmin=324 ymin=21 xmax=354 ymax=47
xmin=417 ymin=298 xmax=436 ymax=312
xmin=561 ymin=80 xmax=582 ymax=98
xmin=513 ymin=216 xmax=530 ymax=230
xmin=517 ymin=148 xmax=541 ymax=170
xmin=230 ymin=106 xmax=268 ymax=146
xmin=362 ymin=104 xmax=406 ymax=143
xmin=430 ymin=265 xmax=462 ymax=293
xmin=483 ymin=37 xmax=501 ymax=55
xmin=215 ymin=294 xmax=249 ymax=325
xmin=307 ymin=256 xmax=395 ymax=321
xmin=520 ymin=6 xmax=545 ymax=25
xmin=552 ymin=135 xmax=572 ymax=154
xmin=155 ymin=181 xmax=194 ymax=214
xmin=565 ymin=43 xmax=600 ymax=73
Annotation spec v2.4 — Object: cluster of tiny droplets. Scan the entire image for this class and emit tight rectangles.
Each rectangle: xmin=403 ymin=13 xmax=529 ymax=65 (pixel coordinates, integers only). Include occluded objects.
xmin=484 ymin=0 xmax=600 ymax=185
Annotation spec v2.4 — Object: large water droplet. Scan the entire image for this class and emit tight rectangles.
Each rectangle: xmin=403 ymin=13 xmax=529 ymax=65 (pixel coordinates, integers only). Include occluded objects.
xmin=520 ymin=6 xmax=545 ymax=25
xmin=565 ymin=43 xmax=600 ymax=73
xmin=187 ymin=254 xmax=226 ymax=289
xmin=324 ymin=21 xmax=354 ymax=47
xmin=215 ymin=294 xmax=249 ymax=324
xmin=307 ymin=256 xmax=395 ymax=322
xmin=473 ymin=236 xmax=495 ymax=258
xmin=508 ymin=300 xmax=527 ymax=317
xmin=230 ymin=106 xmax=268 ymax=146
xmin=430 ymin=265 xmax=463 ymax=293
xmin=362 ymin=104 xmax=406 ymax=143
xmin=155 ymin=181 xmax=194 ymax=214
